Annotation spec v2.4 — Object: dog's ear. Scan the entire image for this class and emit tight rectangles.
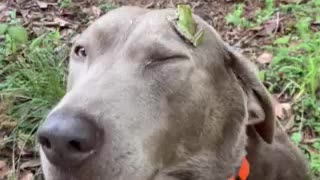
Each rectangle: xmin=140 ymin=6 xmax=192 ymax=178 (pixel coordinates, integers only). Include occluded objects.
xmin=226 ymin=47 xmax=275 ymax=144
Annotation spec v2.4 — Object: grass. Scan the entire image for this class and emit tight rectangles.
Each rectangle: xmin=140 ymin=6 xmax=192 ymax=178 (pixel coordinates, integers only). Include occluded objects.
xmin=58 ymin=0 xmax=72 ymax=8
xmin=226 ymin=0 xmax=274 ymax=28
xmin=0 ymin=4 xmax=117 ymax=177
xmin=99 ymin=3 xmax=118 ymax=13
xmin=0 ymin=11 xmax=68 ymax=147
xmin=0 ymin=10 xmax=68 ymax=178
xmin=226 ymin=0 xmax=281 ymax=29
xmin=0 ymin=2 xmax=117 ymax=152
xmin=227 ymin=0 xmax=320 ymax=177
xmin=225 ymin=3 xmax=253 ymax=28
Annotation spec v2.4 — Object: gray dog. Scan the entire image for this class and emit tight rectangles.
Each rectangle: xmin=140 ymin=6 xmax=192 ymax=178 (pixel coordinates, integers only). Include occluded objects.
xmin=37 ymin=6 xmax=310 ymax=180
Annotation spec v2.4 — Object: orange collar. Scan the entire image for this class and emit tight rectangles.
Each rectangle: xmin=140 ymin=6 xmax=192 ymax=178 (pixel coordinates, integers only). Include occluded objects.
xmin=228 ymin=157 xmax=250 ymax=180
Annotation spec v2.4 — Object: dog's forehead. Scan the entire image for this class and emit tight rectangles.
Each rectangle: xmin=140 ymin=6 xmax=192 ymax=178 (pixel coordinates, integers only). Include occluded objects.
xmin=76 ymin=7 xmax=224 ymax=62
xmin=79 ymin=8 xmax=177 ymax=43
xmin=135 ymin=9 xmax=176 ymax=30
xmin=80 ymin=7 xmax=146 ymax=37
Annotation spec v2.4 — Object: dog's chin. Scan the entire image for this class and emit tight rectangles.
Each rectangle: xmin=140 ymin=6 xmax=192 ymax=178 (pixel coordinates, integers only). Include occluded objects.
xmin=40 ymin=149 xmax=158 ymax=180
xmin=41 ymin=164 xmax=158 ymax=180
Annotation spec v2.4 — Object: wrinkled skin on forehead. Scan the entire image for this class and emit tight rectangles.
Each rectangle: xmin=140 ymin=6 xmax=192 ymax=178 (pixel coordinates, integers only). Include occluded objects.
xmin=39 ymin=6 xmax=279 ymax=180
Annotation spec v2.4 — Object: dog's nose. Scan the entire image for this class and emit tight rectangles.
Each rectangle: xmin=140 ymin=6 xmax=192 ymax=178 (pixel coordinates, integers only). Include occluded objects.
xmin=37 ymin=113 xmax=100 ymax=167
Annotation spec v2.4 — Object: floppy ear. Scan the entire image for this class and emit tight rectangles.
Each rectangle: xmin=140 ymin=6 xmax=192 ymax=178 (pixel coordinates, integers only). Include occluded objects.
xmin=225 ymin=46 xmax=275 ymax=144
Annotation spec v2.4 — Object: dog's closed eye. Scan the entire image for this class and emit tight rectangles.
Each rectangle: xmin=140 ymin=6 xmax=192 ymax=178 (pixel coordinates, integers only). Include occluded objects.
xmin=145 ymin=42 xmax=189 ymax=67
xmin=147 ymin=53 xmax=188 ymax=67
xmin=153 ymin=54 xmax=186 ymax=62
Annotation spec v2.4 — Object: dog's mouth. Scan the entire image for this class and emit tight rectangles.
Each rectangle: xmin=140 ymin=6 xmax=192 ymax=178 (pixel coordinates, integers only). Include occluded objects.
xmin=42 ymin=154 xmax=162 ymax=180
xmin=46 ymin=170 xmax=161 ymax=180
xmin=151 ymin=167 xmax=200 ymax=180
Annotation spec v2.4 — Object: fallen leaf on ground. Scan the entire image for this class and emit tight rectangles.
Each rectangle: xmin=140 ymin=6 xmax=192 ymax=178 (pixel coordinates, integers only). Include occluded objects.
xmin=264 ymin=19 xmax=278 ymax=34
xmin=83 ymin=6 xmax=102 ymax=18
xmin=271 ymin=95 xmax=292 ymax=120
xmin=0 ymin=160 xmax=9 ymax=179
xmin=20 ymin=159 xmax=41 ymax=169
xmin=303 ymin=139 xmax=317 ymax=143
xmin=54 ymin=17 xmax=69 ymax=27
xmin=19 ymin=171 xmax=34 ymax=180
xmin=311 ymin=21 xmax=320 ymax=31
xmin=19 ymin=9 xmax=30 ymax=19
xmin=302 ymin=127 xmax=316 ymax=143
xmin=257 ymin=52 xmax=273 ymax=64
xmin=0 ymin=120 xmax=17 ymax=130
xmin=37 ymin=1 xmax=48 ymax=9
xmin=257 ymin=14 xmax=284 ymax=36
xmin=284 ymin=115 xmax=295 ymax=131
xmin=0 ymin=3 xmax=6 ymax=12
xmin=91 ymin=6 xmax=102 ymax=18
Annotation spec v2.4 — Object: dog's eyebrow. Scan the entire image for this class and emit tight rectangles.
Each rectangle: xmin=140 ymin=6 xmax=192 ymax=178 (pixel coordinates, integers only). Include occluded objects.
xmin=148 ymin=38 xmax=188 ymax=58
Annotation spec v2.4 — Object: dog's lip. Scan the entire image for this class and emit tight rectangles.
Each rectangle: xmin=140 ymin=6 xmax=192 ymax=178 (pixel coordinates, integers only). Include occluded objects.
xmin=46 ymin=160 xmax=160 ymax=180
xmin=42 ymin=147 xmax=96 ymax=169
xmin=47 ymin=171 xmax=160 ymax=180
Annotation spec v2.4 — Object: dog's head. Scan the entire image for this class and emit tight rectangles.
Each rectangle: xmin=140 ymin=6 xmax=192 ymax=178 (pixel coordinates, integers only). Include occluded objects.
xmin=37 ymin=6 xmax=275 ymax=180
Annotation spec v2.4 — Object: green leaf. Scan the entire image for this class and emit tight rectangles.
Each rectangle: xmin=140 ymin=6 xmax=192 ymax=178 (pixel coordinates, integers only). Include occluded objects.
xmin=226 ymin=4 xmax=243 ymax=26
xmin=7 ymin=25 xmax=28 ymax=44
xmin=0 ymin=23 xmax=8 ymax=35
xmin=99 ymin=3 xmax=118 ymax=13
xmin=274 ymin=36 xmax=290 ymax=45
xmin=291 ymin=132 xmax=302 ymax=144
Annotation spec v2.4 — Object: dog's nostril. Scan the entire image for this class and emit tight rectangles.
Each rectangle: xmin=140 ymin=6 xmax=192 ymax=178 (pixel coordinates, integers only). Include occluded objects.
xmin=68 ymin=140 xmax=82 ymax=152
xmin=37 ymin=112 xmax=102 ymax=167
xmin=39 ymin=136 xmax=51 ymax=149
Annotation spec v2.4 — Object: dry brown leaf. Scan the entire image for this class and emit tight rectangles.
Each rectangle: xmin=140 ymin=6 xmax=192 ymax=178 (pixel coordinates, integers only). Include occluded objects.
xmin=303 ymin=138 xmax=317 ymax=143
xmin=54 ymin=17 xmax=69 ymax=27
xmin=281 ymin=103 xmax=292 ymax=117
xmin=0 ymin=3 xmax=7 ymax=21
xmin=271 ymin=95 xmax=282 ymax=118
xmin=311 ymin=21 xmax=320 ymax=32
xmin=16 ymin=0 xmax=29 ymax=4
xmin=20 ymin=159 xmax=41 ymax=169
xmin=311 ymin=21 xmax=320 ymax=26
xmin=37 ymin=1 xmax=48 ymax=9
xmin=0 ymin=3 xmax=6 ymax=11
xmin=0 ymin=160 xmax=9 ymax=179
xmin=19 ymin=9 xmax=30 ymax=20
xmin=91 ymin=6 xmax=102 ymax=18
xmin=250 ymin=26 xmax=264 ymax=31
xmin=83 ymin=6 xmax=102 ymax=18
xmin=257 ymin=52 xmax=273 ymax=64
xmin=257 ymin=14 xmax=284 ymax=36
xmin=0 ymin=120 xmax=17 ymax=129
xmin=19 ymin=171 xmax=34 ymax=180
xmin=271 ymin=95 xmax=292 ymax=120
xmin=60 ymin=28 xmax=75 ymax=39
xmin=284 ymin=115 xmax=295 ymax=131
xmin=264 ymin=19 xmax=278 ymax=34
xmin=306 ymin=146 xmax=320 ymax=154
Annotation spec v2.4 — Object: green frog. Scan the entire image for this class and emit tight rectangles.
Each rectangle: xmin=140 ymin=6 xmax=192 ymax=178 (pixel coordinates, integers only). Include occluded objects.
xmin=172 ymin=4 xmax=204 ymax=47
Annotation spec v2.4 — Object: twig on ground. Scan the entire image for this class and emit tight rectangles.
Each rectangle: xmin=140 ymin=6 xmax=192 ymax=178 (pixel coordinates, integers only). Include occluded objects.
xmin=273 ymin=11 xmax=280 ymax=35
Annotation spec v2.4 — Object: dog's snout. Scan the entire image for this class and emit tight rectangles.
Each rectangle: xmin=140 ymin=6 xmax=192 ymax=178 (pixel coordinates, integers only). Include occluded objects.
xmin=37 ymin=113 xmax=101 ymax=167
